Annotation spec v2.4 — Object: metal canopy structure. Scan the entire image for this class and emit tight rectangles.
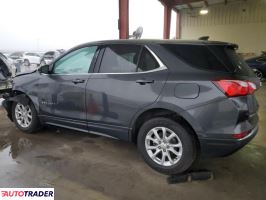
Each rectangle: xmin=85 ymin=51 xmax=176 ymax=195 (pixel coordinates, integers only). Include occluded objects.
xmin=158 ymin=0 xmax=239 ymax=39
xmin=118 ymin=0 xmax=240 ymax=39
xmin=119 ymin=0 xmax=129 ymax=39
xmin=159 ymin=0 xmax=207 ymax=39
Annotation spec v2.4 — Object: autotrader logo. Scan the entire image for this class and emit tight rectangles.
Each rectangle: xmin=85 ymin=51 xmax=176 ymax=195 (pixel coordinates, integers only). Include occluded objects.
xmin=0 ymin=188 xmax=54 ymax=200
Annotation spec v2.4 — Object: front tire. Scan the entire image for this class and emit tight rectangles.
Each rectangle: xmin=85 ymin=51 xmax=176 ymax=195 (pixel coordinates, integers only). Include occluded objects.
xmin=12 ymin=101 xmax=41 ymax=133
xmin=137 ymin=117 xmax=197 ymax=175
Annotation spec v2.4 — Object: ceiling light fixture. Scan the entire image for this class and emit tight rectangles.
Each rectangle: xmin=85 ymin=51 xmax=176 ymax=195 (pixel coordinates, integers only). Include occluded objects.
xmin=199 ymin=7 xmax=209 ymax=15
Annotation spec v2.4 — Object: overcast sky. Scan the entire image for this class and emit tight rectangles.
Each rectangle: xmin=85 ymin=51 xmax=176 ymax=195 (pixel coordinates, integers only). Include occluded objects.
xmin=0 ymin=0 xmax=176 ymax=52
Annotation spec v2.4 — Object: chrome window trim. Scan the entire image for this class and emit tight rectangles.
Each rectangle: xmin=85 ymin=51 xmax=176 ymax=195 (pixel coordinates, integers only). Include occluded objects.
xmin=145 ymin=45 xmax=165 ymax=68
xmin=95 ymin=45 xmax=167 ymax=75
xmin=41 ymin=73 xmax=91 ymax=76
xmin=41 ymin=45 xmax=167 ymax=76
xmin=92 ymin=66 xmax=167 ymax=75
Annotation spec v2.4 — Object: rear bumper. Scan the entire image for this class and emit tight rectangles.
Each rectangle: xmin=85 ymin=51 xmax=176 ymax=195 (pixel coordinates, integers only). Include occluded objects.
xmin=199 ymin=125 xmax=258 ymax=157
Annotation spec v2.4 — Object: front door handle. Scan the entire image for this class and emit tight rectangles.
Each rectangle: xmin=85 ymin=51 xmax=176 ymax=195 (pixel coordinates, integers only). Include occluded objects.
xmin=136 ymin=79 xmax=154 ymax=85
xmin=72 ymin=79 xmax=85 ymax=84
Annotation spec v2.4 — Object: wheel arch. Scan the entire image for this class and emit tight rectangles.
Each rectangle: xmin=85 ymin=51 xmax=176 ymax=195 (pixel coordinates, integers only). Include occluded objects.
xmin=3 ymin=90 xmax=39 ymax=121
xmin=129 ymin=106 xmax=201 ymax=153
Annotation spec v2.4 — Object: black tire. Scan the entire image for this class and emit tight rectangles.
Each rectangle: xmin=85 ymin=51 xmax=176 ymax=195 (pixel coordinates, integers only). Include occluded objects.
xmin=137 ymin=117 xmax=197 ymax=175
xmin=12 ymin=101 xmax=41 ymax=133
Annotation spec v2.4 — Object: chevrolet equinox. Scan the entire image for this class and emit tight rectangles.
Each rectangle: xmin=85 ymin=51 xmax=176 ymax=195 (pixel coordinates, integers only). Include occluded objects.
xmin=2 ymin=40 xmax=260 ymax=175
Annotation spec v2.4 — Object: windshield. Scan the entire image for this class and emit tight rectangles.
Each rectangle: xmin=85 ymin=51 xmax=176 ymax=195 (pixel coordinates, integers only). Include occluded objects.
xmin=9 ymin=52 xmax=23 ymax=58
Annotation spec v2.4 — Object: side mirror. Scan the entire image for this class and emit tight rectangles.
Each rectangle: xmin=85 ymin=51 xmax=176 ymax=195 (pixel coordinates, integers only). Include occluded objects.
xmin=38 ymin=65 xmax=50 ymax=74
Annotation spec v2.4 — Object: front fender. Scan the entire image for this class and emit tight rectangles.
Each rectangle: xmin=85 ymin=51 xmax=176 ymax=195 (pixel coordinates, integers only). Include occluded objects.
xmin=2 ymin=93 xmax=31 ymax=121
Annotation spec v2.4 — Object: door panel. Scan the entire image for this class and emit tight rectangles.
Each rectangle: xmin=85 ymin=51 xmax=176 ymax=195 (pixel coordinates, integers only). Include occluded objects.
xmin=37 ymin=45 xmax=99 ymax=130
xmin=85 ymin=70 xmax=168 ymax=140
xmin=38 ymin=74 xmax=90 ymax=130
xmin=85 ymin=44 xmax=168 ymax=140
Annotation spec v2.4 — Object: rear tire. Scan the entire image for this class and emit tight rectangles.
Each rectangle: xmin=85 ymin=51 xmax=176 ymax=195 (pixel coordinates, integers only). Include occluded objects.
xmin=137 ymin=117 xmax=197 ymax=175
xmin=12 ymin=101 xmax=41 ymax=133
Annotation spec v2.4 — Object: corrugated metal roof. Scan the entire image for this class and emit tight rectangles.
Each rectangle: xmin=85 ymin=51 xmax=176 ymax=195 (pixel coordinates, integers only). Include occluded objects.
xmin=159 ymin=0 xmax=254 ymax=10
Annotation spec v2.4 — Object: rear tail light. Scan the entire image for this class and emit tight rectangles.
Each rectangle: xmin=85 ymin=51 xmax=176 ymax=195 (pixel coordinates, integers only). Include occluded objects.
xmin=213 ymin=80 xmax=257 ymax=97
xmin=232 ymin=130 xmax=251 ymax=139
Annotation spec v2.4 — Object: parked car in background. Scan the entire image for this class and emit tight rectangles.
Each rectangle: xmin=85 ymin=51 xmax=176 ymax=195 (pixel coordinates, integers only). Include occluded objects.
xmin=0 ymin=53 xmax=12 ymax=95
xmin=2 ymin=40 xmax=260 ymax=175
xmin=0 ymin=53 xmax=16 ymax=76
xmin=246 ymin=53 xmax=266 ymax=80
xmin=9 ymin=52 xmax=41 ymax=67
xmin=40 ymin=50 xmax=65 ymax=66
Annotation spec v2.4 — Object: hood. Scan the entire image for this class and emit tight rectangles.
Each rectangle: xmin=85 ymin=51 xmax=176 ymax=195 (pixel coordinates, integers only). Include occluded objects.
xmin=15 ymin=69 xmax=37 ymax=77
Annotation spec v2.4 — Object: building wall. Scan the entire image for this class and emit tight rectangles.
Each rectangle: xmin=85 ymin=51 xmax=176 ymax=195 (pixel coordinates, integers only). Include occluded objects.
xmin=180 ymin=0 xmax=266 ymax=55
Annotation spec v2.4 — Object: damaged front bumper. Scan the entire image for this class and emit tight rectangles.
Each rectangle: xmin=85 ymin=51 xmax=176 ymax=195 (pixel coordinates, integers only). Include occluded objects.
xmin=1 ymin=90 xmax=32 ymax=122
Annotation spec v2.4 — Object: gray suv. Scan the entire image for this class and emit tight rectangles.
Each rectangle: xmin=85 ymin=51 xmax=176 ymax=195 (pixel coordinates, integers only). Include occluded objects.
xmin=2 ymin=40 xmax=259 ymax=175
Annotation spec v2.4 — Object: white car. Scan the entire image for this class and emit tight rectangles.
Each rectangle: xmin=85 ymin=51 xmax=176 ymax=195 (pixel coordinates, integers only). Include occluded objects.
xmin=9 ymin=52 xmax=41 ymax=67
xmin=0 ymin=53 xmax=16 ymax=76
xmin=40 ymin=50 xmax=65 ymax=66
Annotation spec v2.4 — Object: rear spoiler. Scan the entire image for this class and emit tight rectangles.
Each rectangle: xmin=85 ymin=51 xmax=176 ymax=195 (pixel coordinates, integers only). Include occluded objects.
xmin=198 ymin=36 xmax=209 ymax=41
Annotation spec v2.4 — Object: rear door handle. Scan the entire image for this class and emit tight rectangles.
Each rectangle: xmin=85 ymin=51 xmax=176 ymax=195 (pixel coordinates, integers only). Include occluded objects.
xmin=136 ymin=79 xmax=154 ymax=85
xmin=72 ymin=79 xmax=85 ymax=84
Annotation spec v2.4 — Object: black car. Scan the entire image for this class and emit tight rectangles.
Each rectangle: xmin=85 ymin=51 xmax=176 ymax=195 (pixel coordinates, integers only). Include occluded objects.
xmin=2 ymin=40 xmax=260 ymax=175
xmin=246 ymin=53 xmax=266 ymax=80
xmin=0 ymin=53 xmax=12 ymax=95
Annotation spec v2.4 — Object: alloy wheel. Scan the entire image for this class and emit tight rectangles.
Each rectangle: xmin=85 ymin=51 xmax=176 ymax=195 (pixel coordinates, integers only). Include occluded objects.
xmin=15 ymin=103 xmax=32 ymax=128
xmin=145 ymin=127 xmax=183 ymax=167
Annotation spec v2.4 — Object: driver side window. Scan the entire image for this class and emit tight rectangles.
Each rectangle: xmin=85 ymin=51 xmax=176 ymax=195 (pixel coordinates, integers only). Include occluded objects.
xmin=53 ymin=46 xmax=98 ymax=74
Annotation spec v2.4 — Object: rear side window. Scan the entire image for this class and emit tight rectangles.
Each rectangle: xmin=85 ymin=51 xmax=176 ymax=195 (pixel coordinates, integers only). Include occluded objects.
xmin=137 ymin=48 xmax=160 ymax=72
xmin=25 ymin=53 xmax=39 ymax=57
xmin=99 ymin=45 xmax=141 ymax=73
xmin=210 ymin=45 xmax=254 ymax=76
xmin=44 ymin=52 xmax=55 ymax=58
xmin=10 ymin=52 xmax=23 ymax=58
xmin=163 ymin=44 xmax=228 ymax=72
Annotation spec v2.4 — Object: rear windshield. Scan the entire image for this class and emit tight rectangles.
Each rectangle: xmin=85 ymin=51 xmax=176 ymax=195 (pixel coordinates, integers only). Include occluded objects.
xmin=44 ymin=52 xmax=55 ymax=58
xmin=162 ymin=44 xmax=253 ymax=76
